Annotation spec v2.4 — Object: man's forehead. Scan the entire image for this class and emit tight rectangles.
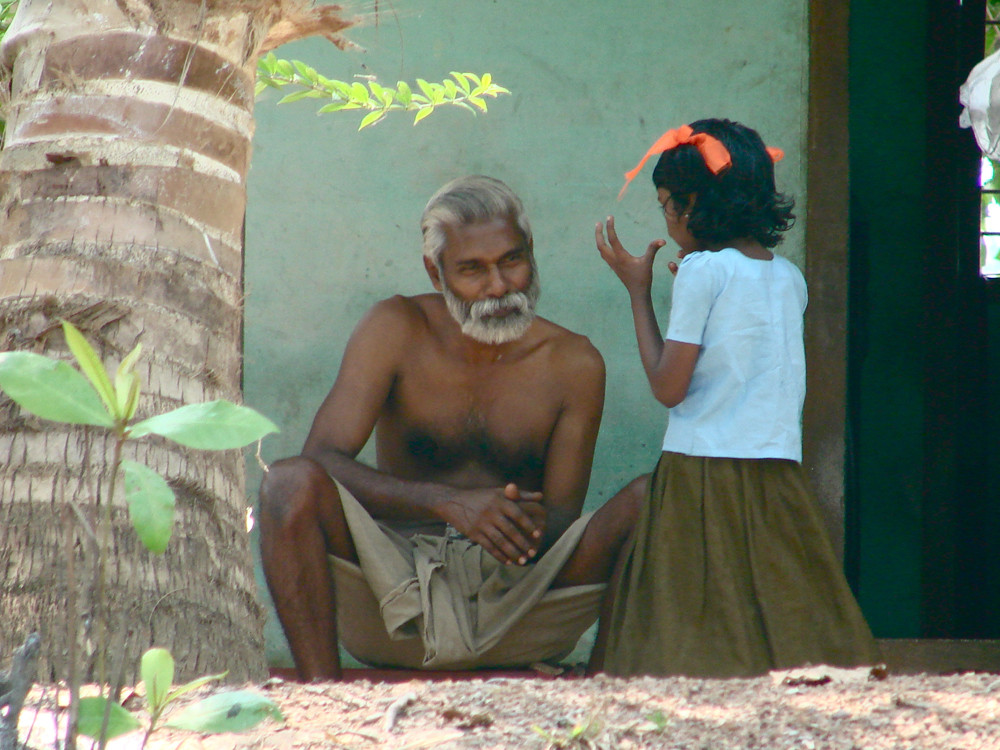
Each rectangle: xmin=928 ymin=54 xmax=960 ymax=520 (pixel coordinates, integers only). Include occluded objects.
xmin=441 ymin=216 xmax=530 ymax=260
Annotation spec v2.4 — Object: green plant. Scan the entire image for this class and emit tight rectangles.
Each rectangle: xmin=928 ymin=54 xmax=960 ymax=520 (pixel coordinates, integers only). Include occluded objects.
xmin=0 ymin=321 xmax=278 ymax=555
xmin=0 ymin=321 xmax=280 ymax=748
xmin=0 ymin=1 xmax=15 ymax=41
xmin=646 ymin=709 xmax=671 ymax=731
xmin=531 ymin=713 xmax=605 ymax=749
xmin=0 ymin=0 xmax=19 ymax=143
xmin=76 ymin=647 xmax=281 ymax=747
xmin=256 ymin=53 xmax=510 ymax=129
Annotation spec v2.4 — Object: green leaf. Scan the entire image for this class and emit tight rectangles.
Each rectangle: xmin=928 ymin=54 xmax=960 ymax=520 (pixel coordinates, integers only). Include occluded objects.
xmin=164 ymin=671 xmax=227 ymax=705
xmin=278 ymin=89 xmax=318 ymax=104
xmin=330 ymin=79 xmax=352 ymax=99
xmin=77 ymin=696 xmax=142 ymax=741
xmin=116 ymin=370 xmax=140 ymax=422
xmin=291 ymin=60 xmax=317 ymax=82
xmin=116 ymin=342 xmax=143 ymax=421
xmin=368 ymin=81 xmax=386 ymax=102
xmin=165 ymin=691 xmax=283 ymax=733
xmin=358 ymin=110 xmax=387 ymax=130
xmin=260 ymin=52 xmax=278 ymax=72
xmin=129 ymin=400 xmax=279 ymax=450
xmin=0 ymin=352 xmax=115 ymax=427
xmin=317 ymin=101 xmax=351 ymax=114
xmin=61 ymin=320 xmax=117 ymax=419
xmin=275 ymin=59 xmax=294 ymax=78
xmin=349 ymin=81 xmax=370 ymax=104
xmin=142 ymin=648 xmax=175 ymax=713
xmin=122 ymin=460 xmax=175 ymax=554
xmin=413 ymin=106 xmax=434 ymax=125
xmin=416 ymin=78 xmax=435 ymax=99
xmin=451 ymin=72 xmax=471 ymax=94
xmin=646 ymin=710 xmax=671 ymax=731
xmin=443 ymin=79 xmax=459 ymax=100
xmin=481 ymin=72 xmax=492 ymax=88
xmin=254 ymin=80 xmax=267 ymax=97
xmin=396 ymin=80 xmax=412 ymax=106
xmin=468 ymin=96 xmax=488 ymax=111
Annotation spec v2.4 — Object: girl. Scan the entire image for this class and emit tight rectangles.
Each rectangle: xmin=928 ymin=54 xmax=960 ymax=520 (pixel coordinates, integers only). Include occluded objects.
xmin=596 ymin=118 xmax=878 ymax=677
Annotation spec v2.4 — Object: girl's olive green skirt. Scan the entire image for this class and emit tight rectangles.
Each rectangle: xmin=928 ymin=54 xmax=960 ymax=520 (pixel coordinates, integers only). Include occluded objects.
xmin=603 ymin=452 xmax=879 ymax=678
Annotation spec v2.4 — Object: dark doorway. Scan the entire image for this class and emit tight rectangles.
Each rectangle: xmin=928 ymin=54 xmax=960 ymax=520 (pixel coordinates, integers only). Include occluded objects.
xmin=848 ymin=0 xmax=1000 ymax=638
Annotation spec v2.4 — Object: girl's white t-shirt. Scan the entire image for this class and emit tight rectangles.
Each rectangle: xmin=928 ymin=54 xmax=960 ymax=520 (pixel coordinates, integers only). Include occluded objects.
xmin=662 ymin=248 xmax=807 ymax=461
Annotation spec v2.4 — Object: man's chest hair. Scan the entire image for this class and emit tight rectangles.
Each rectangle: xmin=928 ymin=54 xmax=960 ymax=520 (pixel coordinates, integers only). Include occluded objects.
xmin=384 ymin=362 xmax=558 ymax=468
xmin=398 ymin=411 xmax=546 ymax=482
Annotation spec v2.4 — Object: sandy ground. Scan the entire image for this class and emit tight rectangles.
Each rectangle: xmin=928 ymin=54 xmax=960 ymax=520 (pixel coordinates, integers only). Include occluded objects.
xmin=13 ymin=665 xmax=1000 ymax=749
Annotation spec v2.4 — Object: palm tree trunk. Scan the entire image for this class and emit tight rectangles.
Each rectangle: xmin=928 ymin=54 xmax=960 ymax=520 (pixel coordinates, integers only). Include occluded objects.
xmin=0 ymin=0 xmax=350 ymax=683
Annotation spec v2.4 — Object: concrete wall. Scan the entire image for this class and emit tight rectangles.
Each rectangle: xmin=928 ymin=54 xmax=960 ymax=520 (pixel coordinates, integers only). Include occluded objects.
xmin=243 ymin=0 xmax=810 ymax=666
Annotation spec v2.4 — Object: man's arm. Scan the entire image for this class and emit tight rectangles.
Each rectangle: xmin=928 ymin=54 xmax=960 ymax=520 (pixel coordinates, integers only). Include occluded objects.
xmin=302 ymin=296 xmax=452 ymax=519
xmin=535 ymin=335 xmax=606 ymax=554
xmin=301 ymin=296 xmax=543 ymax=563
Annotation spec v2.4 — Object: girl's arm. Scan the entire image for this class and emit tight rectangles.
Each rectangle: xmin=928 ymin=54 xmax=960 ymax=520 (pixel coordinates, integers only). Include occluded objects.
xmin=595 ymin=217 xmax=700 ymax=407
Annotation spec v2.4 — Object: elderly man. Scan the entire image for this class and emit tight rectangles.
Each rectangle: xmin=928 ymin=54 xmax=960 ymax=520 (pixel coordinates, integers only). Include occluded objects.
xmin=259 ymin=175 xmax=640 ymax=680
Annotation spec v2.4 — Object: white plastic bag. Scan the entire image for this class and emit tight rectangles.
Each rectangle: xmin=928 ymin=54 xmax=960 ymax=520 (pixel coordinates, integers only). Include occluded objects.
xmin=960 ymin=47 xmax=1000 ymax=158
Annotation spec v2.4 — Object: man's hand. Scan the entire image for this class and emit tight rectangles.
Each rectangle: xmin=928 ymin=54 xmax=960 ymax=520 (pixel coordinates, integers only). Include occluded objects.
xmin=440 ymin=483 xmax=546 ymax=565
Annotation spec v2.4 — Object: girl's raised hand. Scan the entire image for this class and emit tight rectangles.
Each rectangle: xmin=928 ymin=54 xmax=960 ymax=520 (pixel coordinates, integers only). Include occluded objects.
xmin=595 ymin=215 xmax=667 ymax=297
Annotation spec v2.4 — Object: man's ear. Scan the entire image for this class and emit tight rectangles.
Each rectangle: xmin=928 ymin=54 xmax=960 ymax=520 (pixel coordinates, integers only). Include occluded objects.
xmin=424 ymin=255 xmax=444 ymax=291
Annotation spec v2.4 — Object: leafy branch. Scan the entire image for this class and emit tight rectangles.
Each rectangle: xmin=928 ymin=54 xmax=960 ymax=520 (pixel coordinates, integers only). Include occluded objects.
xmin=255 ymin=52 xmax=510 ymax=130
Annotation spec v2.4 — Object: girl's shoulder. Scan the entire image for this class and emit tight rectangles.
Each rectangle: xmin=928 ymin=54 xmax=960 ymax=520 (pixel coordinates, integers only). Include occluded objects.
xmin=677 ymin=248 xmax=748 ymax=280
xmin=679 ymin=249 xmax=805 ymax=294
xmin=769 ymin=252 xmax=807 ymax=285
xmin=676 ymin=249 xmax=717 ymax=271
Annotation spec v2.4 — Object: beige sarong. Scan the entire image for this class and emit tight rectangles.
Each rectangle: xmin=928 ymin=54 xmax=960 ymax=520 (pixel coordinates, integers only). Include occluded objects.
xmin=331 ymin=482 xmax=604 ymax=669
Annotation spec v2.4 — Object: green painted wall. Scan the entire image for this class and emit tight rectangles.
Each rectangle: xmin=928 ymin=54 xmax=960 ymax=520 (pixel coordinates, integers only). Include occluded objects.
xmin=243 ymin=0 xmax=810 ymax=666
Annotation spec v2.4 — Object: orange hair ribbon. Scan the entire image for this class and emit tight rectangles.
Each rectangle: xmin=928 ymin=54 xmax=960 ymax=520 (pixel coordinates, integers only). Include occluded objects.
xmin=617 ymin=125 xmax=784 ymax=199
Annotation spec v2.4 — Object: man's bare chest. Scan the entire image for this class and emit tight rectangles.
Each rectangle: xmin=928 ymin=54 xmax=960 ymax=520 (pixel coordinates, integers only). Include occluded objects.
xmin=380 ymin=355 xmax=559 ymax=480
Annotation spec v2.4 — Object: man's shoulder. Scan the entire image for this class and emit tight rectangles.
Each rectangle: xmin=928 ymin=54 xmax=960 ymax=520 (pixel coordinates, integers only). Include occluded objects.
xmin=359 ymin=293 xmax=441 ymax=329
xmin=531 ymin=316 xmax=605 ymax=376
xmin=343 ymin=295 xmax=438 ymax=357
xmin=367 ymin=292 xmax=438 ymax=315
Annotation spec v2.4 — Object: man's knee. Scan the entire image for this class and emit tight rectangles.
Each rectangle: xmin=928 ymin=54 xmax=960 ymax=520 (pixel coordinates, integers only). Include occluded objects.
xmin=258 ymin=455 xmax=333 ymax=528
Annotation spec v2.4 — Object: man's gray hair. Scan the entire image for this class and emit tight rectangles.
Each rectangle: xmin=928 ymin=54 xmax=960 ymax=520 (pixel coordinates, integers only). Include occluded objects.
xmin=420 ymin=175 xmax=533 ymax=264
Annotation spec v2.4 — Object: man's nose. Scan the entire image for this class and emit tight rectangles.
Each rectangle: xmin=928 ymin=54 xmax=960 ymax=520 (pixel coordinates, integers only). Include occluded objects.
xmin=484 ymin=265 xmax=509 ymax=297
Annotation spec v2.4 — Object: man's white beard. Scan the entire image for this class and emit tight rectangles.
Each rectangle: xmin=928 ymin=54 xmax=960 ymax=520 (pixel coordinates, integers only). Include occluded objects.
xmin=442 ymin=271 xmax=540 ymax=345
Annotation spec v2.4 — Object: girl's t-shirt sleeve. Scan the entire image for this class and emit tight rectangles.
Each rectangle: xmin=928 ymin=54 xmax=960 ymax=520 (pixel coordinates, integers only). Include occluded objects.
xmin=665 ymin=252 xmax=716 ymax=345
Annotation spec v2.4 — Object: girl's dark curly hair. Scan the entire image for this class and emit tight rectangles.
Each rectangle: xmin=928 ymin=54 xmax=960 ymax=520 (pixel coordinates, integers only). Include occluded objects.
xmin=651 ymin=118 xmax=795 ymax=249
